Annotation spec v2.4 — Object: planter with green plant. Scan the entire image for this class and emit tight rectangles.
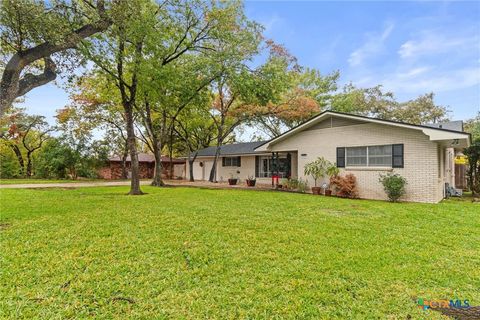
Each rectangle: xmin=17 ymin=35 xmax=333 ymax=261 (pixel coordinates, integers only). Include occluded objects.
xmin=304 ymin=157 xmax=330 ymax=195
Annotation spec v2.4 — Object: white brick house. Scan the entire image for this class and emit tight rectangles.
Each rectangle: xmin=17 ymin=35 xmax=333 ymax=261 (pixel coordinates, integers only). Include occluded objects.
xmin=187 ymin=111 xmax=471 ymax=203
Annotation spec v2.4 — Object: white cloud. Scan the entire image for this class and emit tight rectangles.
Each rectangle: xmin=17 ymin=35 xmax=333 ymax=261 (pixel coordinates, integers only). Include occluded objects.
xmin=357 ymin=66 xmax=480 ymax=94
xmin=398 ymin=31 xmax=479 ymax=59
xmin=348 ymin=22 xmax=394 ymax=67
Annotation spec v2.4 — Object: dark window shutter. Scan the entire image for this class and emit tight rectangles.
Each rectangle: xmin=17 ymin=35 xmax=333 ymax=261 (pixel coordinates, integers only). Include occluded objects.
xmin=392 ymin=144 xmax=404 ymax=168
xmin=222 ymin=157 xmax=226 ymax=167
xmin=337 ymin=147 xmax=345 ymax=168
xmin=237 ymin=156 xmax=241 ymax=167
xmin=255 ymin=156 xmax=259 ymax=177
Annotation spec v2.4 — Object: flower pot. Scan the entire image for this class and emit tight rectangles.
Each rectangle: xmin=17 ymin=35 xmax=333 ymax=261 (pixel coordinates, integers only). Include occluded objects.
xmin=246 ymin=179 xmax=256 ymax=187
xmin=325 ymin=189 xmax=332 ymax=196
xmin=311 ymin=187 xmax=322 ymax=195
xmin=228 ymin=179 xmax=238 ymax=185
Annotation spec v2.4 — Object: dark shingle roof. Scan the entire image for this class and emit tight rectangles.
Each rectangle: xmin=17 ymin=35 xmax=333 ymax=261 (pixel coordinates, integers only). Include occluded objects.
xmin=424 ymin=121 xmax=464 ymax=132
xmin=194 ymin=141 xmax=267 ymax=157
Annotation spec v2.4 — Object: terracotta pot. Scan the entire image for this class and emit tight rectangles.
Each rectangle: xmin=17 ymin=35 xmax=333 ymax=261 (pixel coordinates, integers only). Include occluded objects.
xmin=246 ymin=179 xmax=256 ymax=187
xmin=228 ymin=179 xmax=238 ymax=185
xmin=325 ymin=189 xmax=332 ymax=196
xmin=311 ymin=187 xmax=322 ymax=195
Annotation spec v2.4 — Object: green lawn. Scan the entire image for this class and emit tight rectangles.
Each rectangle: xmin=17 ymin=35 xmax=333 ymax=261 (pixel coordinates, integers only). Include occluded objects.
xmin=0 ymin=178 xmax=102 ymax=185
xmin=1 ymin=187 xmax=479 ymax=319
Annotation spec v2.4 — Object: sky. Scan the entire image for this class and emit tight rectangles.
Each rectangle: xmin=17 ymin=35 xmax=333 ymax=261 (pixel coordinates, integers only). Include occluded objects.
xmin=20 ymin=0 xmax=480 ymax=125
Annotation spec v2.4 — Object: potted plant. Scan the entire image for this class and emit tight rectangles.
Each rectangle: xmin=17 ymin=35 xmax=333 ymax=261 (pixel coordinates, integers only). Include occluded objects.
xmin=304 ymin=157 xmax=329 ymax=195
xmin=325 ymin=165 xmax=340 ymax=196
xmin=228 ymin=174 xmax=238 ymax=185
xmin=246 ymin=176 xmax=256 ymax=187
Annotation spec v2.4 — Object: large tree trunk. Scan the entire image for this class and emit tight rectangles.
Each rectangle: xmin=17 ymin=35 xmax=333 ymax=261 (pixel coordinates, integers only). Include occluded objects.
xmin=188 ymin=152 xmax=198 ymax=182
xmin=124 ymin=104 xmax=143 ymax=195
xmin=151 ymin=141 xmax=165 ymax=187
xmin=25 ymin=151 xmax=33 ymax=178
xmin=208 ymin=143 xmax=221 ymax=182
xmin=121 ymin=141 xmax=128 ymax=179
xmin=10 ymin=145 xmax=25 ymax=176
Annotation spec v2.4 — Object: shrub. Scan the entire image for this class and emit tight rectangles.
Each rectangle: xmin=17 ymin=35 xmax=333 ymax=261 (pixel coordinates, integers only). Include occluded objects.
xmin=285 ymin=178 xmax=299 ymax=190
xmin=296 ymin=179 xmax=308 ymax=193
xmin=0 ymin=146 xmax=21 ymax=178
xmin=379 ymin=173 xmax=407 ymax=202
xmin=330 ymin=173 xmax=358 ymax=199
xmin=464 ymin=140 xmax=480 ymax=195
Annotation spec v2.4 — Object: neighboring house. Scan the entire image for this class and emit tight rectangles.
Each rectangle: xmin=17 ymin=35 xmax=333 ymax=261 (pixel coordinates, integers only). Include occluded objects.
xmin=98 ymin=153 xmax=186 ymax=180
xmin=187 ymin=111 xmax=471 ymax=203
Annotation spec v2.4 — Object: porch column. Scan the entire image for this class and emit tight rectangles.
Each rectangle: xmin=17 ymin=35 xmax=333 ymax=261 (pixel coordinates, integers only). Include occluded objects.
xmin=286 ymin=153 xmax=291 ymax=179
xmin=271 ymin=152 xmax=275 ymax=187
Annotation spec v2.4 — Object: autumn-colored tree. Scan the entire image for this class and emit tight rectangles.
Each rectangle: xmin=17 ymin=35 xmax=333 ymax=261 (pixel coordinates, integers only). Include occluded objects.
xmin=251 ymin=67 xmax=339 ymax=138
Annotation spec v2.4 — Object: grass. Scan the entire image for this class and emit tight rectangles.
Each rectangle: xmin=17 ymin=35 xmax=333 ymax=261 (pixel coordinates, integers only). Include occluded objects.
xmin=1 ymin=186 xmax=479 ymax=319
xmin=0 ymin=178 xmax=102 ymax=185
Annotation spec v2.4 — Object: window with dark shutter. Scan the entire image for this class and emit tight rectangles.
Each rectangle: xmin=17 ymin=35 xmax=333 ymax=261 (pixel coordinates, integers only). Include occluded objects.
xmin=392 ymin=144 xmax=404 ymax=168
xmin=237 ymin=156 xmax=241 ymax=167
xmin=222 ymin=157 xmax=226 ymax=167
xmin=255 ymin=156 xmax=259 ymax=177
xmin=337 ymin=147 xmax=345 ymax=168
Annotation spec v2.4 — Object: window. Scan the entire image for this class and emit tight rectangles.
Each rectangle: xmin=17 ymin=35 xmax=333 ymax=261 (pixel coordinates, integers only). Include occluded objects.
xmin=368 ymin=145 xmax=392 ymax=166
xmin=257 ymin=156 xmax=289 ymax=178
xmin=346 ymin=147 xmax=367 ymax=166
xmin=345 ymin=145 xmax=393 ymax=167
xmin=222 ymin=156 xmax=241 ymax=167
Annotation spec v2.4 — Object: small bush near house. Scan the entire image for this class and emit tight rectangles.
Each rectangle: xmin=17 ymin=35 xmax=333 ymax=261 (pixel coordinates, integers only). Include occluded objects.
xmin=296 ymin=179 xmax=308 ymax=193
xmin=282 ymin=178 xmax=308 ymax=193
xmin=330 ymin=173 xmax=358 ymax=198
xmin=379 ymin=173 xmax=408 ymax=202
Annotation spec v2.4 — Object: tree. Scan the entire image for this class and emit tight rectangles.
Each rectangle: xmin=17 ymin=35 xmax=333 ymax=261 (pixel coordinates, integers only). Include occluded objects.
xmin=82 ymin=0 xmax=159 ymax=194
xmin=35 ymin=137 xmax=108 ymax=179
xmin=0 ymin=0 xmax=113 ymax=116
xmin=0 ymin=109 xmax=52 ymax=177
xmin=391 ymin=93 xmax=449 ymax=124
xmin=174 ymin=104 xmax=217 ymax=181
xmin=251 ymin=67 xmax=339 ymax=138
xmin=331 ymin=85 xmax=449 ymax=124
xmin=465 ymin=112 xmax=480 ymax=141
xmin=134 ymin=0 xmax=262 ymax=186
xmin=464 ymin=140 xmax=480 ymax=196
xmin=59 ymin=74 xmax=129 ymax=178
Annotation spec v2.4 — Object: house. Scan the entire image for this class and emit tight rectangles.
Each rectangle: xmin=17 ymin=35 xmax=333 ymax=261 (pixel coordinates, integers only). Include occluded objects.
xmin=187 ymin=111 xmax=471 ymax=203
xmin=98 ymin=153 xmax=186 ymax=180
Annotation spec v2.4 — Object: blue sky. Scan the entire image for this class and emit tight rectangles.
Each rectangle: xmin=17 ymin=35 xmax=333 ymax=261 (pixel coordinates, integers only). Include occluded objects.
xmin=21 ymin=0 xmax=480 ymax=124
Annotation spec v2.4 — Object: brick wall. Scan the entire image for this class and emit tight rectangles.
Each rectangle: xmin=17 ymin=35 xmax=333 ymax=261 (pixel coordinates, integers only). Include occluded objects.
xmin=270 ymin=122 xmax=443 ymax=203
